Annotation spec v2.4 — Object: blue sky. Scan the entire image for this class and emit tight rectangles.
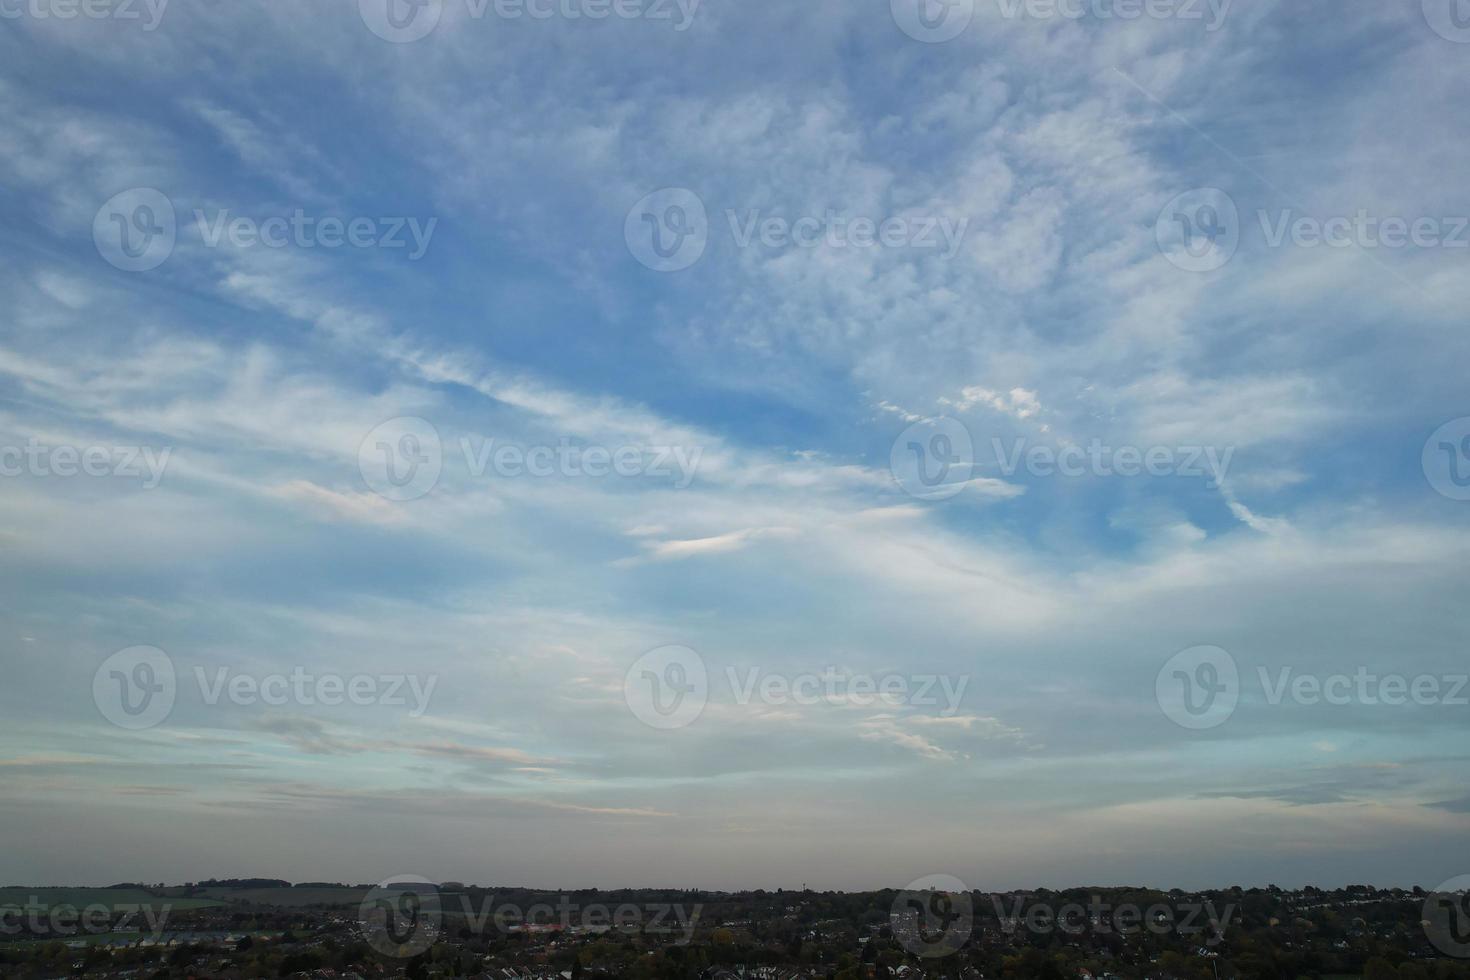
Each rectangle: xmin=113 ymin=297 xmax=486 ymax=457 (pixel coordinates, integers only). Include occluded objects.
xmin=2 ymin=0 xmax=1470 ymax=890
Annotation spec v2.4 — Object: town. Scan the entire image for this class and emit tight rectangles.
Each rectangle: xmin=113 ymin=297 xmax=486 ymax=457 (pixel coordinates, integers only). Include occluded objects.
xmin=3 ymin=880 xmax=1467 ymax=980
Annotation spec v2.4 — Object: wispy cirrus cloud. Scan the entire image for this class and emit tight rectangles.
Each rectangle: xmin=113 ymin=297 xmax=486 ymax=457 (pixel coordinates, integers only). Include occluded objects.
xmin=0 ymin=0 xmax=1466 ymax=891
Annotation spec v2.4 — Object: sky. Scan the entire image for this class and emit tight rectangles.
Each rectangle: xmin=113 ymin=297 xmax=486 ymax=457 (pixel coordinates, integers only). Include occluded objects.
xmin=1 ymin=0 xmax=1469 ymax=892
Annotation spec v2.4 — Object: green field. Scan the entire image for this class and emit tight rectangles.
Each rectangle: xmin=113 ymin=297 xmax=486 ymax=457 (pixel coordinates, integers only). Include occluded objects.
xmin=0 ymin=885 xmax=372 ymax=914
xmin=193 ymin=886 xmax=367 ymax=907
xmin=0 ymin=888 xmax=218 ymax=912
xmin=9 ymin=932 xmax=165 ymax=949
xmin=7 ymin=929 xmax=281 ymax=949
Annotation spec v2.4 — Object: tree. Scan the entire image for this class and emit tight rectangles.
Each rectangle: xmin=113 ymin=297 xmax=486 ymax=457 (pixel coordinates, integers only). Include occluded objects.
xmin=1364 ymin=957 xmax=1399 ymax=980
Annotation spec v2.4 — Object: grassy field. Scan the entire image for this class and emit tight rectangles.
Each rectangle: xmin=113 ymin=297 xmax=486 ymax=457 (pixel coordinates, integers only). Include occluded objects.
xmin=0 ymin=884 xmax=371 ymax=912
xmin=7 ymin=929 xmax=281 ymax=949
xmin=193 ymin=886 xmax=368 ymax=907
xmin=0 ymin=888 xmax=218 ymax=912
xmin=9 ymin=931 xmax=164 ymax=948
